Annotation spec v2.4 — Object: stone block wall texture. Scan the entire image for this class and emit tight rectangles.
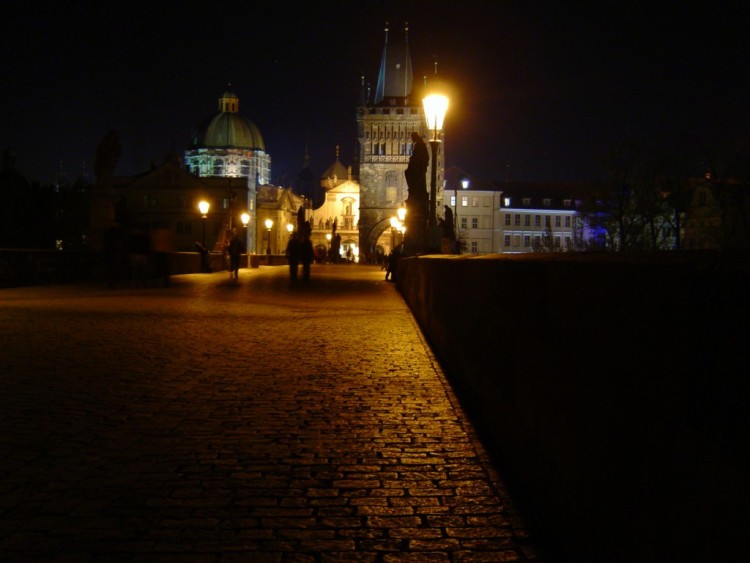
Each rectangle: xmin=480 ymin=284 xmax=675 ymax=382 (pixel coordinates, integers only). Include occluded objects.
xmin=397 ymin=251 xmax=749 ymax=562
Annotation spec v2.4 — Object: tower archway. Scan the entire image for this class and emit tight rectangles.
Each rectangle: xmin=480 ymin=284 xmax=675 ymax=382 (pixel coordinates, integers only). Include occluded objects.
xmin=362 ymin=218 xmax=401 ymax=263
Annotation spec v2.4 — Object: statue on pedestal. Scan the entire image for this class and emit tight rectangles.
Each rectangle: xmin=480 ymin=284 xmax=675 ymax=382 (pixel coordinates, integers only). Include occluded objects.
xmin=404 ymin=132 xmax=429 ymax=254
xmin=442 ymin=205 xmax=455 ymax=240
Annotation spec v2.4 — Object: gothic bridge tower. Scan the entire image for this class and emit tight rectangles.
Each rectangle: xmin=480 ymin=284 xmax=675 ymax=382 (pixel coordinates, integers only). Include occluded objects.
xmin=356 ymin=23 xmax=444 ymax=255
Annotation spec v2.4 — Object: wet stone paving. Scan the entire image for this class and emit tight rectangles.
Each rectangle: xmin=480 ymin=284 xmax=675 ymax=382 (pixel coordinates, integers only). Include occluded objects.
xmin=0 ymin=264 xmax=539 ymax=562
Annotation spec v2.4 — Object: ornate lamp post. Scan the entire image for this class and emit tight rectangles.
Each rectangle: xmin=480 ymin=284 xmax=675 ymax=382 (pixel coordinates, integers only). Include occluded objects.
xmin=422 ymin=92 xmax=449 ymax=248
xmin=265 ymin=218 xmax=273 ymax=255
xmin=198 ymin=200 xmax=210 ymax=248
xmin=286 ymin=223 xmax=294 ymax=238
xmin=241 ymin=212 xmax=250 ymax=253
xmin=458 ymin=179 xmax=469 ymax=253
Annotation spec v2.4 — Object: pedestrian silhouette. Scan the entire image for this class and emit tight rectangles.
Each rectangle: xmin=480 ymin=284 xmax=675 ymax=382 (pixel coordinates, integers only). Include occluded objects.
xmin=195 ymin=241 xmax=212 ymax=273
xmin=228 ymin=230 xmax=243 ymax=280
xmin=286 ymin=232 xmax=300 ymax=281
xmin=385 ymin=243 xmax=402 ymax=282
xmin=300 ymin=222 xmax=314 ymax=281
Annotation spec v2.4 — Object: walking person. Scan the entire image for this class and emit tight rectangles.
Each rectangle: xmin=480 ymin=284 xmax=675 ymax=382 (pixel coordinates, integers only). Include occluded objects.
xmin=385 ymin=243 xmax=401 ymax=282
xmin=285 ymin=231 xmax=300 ymax=282
xmin=228 ymin=230 xmax=243 ymax=280
xmin=300 ymin=224 xmax=314 ymax=282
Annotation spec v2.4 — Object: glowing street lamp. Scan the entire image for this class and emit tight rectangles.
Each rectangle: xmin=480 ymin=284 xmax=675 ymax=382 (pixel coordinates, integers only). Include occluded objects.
xmin=265 ymin=218 xmax=273 ymax=255
xmin=397 ymin=204 xmax=406 ymax=223
xmin=423 ymin=92 xmax=449 ymax=241
xmin=198 ymin=200 xmax=210 ymax=247
xmin=286 ymin=223 xmax=294 ymax=237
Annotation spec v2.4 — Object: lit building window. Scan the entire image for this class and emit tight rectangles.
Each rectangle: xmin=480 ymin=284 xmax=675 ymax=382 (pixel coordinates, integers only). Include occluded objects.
xmin=504 ymin=197 xmax=511 ymax=206
xmin=450 ymin=195 xmax=456 ymax=206
xmin=461 ymin=196 xmax=468 ymax=207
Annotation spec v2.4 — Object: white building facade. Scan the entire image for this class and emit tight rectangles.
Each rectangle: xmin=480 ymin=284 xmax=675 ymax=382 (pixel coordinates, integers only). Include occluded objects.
xmin=445 ymin=170 xmax=585 ymax=254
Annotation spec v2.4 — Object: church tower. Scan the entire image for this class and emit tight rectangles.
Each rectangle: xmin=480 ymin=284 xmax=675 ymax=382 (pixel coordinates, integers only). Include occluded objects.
xmin=357 ymin=23 xmax=444 ymax=255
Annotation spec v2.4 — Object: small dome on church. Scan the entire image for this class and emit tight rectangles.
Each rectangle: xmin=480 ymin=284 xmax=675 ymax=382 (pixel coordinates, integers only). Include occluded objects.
xmin=321 ymin=146 xmax=348 ymax=189
xmin=188 ymin=90 xmax=265 ymax=151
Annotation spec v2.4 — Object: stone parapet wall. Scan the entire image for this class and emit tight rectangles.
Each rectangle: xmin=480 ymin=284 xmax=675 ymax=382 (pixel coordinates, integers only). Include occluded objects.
xmin=397 ymin=251 xmax=749 ymax=562
xmin=0 ymin=250 xmax=253 ymax=287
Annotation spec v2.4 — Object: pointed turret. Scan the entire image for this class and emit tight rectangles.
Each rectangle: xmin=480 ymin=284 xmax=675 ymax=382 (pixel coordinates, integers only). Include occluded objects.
xmin=374 ymin=22 xmax=413 ymax=104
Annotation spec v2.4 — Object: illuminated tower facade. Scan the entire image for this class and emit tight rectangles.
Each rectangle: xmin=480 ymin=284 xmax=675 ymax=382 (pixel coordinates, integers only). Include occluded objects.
xmin=356 ymin=24 xmax=444 ymax=255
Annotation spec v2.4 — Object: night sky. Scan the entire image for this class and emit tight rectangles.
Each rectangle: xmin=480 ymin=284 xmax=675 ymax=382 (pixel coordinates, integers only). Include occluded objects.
xmin=2 ymin=1 xmax=747 ymax=186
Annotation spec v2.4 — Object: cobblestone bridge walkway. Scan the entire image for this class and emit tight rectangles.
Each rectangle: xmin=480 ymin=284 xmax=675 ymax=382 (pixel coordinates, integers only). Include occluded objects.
xmin=1 ymin=264 xmax=538 ymax=562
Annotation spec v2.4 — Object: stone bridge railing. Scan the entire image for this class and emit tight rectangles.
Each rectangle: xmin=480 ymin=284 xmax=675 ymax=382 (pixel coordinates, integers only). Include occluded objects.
xmin=396 ymin=251 xmax=748 ymax=562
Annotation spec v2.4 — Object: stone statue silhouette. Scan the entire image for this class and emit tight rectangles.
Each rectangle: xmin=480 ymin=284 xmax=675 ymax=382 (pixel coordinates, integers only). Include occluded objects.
xmin=403 ymin=132 xmax=429 ymax=254
xmin=404 ymin=132 xmax=428 ymax=202
xmin=442 ymin=205 xmax=455 ymax=239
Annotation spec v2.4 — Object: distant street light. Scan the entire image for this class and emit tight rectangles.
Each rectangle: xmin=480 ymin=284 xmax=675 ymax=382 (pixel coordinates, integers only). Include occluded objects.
xmin=265 ymin=218 xmax=273 ymax=255
xmin=198 ymin=200 xmax=210 ymax=248
xmin=423 ymin=91 xmax=449 ymax=247
xmin=287 ymin=223 xmax=294 ymax=238
xmin=457 ymin=179 xmax=469 ymax=254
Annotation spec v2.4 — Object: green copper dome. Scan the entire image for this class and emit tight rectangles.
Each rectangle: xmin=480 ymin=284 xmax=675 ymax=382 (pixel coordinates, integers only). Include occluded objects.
xmin=189 ymin=91 xmax=266 ymax=151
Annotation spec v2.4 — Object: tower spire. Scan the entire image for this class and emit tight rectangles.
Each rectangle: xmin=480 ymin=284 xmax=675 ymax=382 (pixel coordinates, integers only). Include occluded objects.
xmin=374 ymin=21 xmax=413 ymax=103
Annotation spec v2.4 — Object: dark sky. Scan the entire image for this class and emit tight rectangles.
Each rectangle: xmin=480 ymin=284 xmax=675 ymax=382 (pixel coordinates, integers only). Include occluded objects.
xmin=2 ymin=1 xmax=747 ymax=186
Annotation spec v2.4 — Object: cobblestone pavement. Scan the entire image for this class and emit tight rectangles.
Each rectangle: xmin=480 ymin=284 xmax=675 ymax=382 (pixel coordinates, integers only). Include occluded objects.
xmin=0 ymin=264 xmax=538 ymax=562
